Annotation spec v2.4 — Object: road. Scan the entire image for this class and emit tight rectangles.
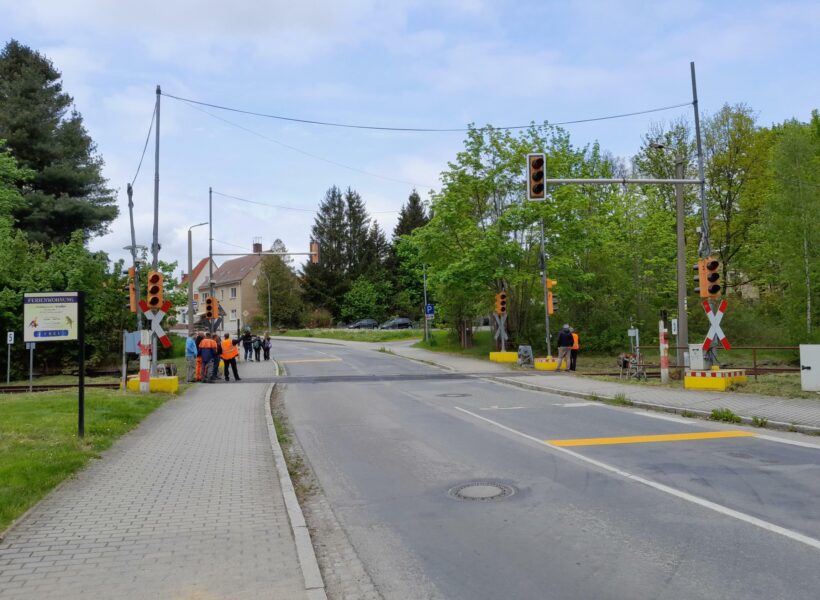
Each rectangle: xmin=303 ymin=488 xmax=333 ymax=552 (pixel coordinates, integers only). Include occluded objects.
xmin=273 ymin=340 xmax=820 ymax=600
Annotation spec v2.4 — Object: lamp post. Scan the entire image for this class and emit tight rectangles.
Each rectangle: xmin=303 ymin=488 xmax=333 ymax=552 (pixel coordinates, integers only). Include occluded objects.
xmin=187 ymin=222 xmax=208 ymax=336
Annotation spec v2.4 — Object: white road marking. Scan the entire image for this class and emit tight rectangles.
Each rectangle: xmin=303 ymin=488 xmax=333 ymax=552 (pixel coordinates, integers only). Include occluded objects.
xmin=552 ymin=402 xmax=599 ymax=408
xmin=454 ymin=406 xmax=820 ymax=552
xmin=757 ymin=434 xmax=820 ymax=451
xmin=479 ymin=406 xmax=526 ymax=411
xmin=635 ymin=412 xmax=699 ymax=425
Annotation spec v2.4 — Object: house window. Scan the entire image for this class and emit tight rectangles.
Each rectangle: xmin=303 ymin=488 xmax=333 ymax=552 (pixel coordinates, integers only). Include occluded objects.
xmin=220 ymin=289 xmax=224 ymax=300
xmin=202 ymin=292 xmax=209 ymax=300
xmin=230 ymin=309 xmax=237 ymax=321
xmin=230 ymin=287 xmax=237 ymax=299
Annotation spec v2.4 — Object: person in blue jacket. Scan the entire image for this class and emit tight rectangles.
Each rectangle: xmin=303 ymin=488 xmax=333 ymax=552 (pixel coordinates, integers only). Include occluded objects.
xmin=185 ymin=331 xmax=198 ymax=383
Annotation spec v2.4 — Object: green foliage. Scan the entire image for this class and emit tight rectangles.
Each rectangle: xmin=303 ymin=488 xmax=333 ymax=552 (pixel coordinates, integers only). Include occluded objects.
xmin=257 ymin=240 xmax=303 ymax=328
xmin=0 ymin=40 xmax=117 ymax=244
xmin=710 ymin=408 xmax=742 ymax=423
xmin=0 ymin=388 xmax=174 ymax=530
xmin=751 ymin=416 xmax=768 ymax=428
xmin=341 ymin=276 xmax=392 ymax=323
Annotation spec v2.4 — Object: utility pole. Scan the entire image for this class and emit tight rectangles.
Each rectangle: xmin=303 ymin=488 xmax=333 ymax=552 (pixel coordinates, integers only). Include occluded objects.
xmin=423 ymin=264 xmax=429 ymax=343
xmin=126 ymin=184 xmax=143 ymax=331
xmin=675 ymin=159 xmax=689 ymax=367
xmin=539 ymin=219 xmax=552 ymax=356
xmin=208 ymin=187 xmax=214 ymax=335
xmin=150 ymin=85 xmax=161 ymax=375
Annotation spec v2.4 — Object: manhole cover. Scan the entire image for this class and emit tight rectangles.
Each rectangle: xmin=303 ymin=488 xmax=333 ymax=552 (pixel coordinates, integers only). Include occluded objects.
xmin=448 ymin=482 xmax=515 ymax=502
xmin=437 ymin=393 xmax=471 ymax=398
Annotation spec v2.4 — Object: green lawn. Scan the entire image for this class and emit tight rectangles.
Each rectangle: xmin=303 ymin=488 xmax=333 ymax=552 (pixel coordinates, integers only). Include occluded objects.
xmin=0 ymin=387 xmax=179 ymax=533
xmin=274 ymin=328 xmax=423 ymax=343
xmin=412 ymin=330 xmax=495 ymax=358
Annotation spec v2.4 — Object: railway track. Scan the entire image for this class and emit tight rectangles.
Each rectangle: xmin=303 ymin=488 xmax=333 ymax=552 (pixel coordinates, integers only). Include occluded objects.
xmin=0 ymin=382 xmax=121 ymax=394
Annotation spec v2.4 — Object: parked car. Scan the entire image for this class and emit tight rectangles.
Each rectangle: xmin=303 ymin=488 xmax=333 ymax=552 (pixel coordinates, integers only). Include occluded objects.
xmin=347 ymin=318 xmax=379 ymax=329
xmin=379 ymin=317 xmax=414 ymax=330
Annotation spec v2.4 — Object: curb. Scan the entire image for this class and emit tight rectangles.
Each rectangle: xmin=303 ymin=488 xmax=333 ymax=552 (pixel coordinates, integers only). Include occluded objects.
xmin=264 ymin=368 xmax=328 ymax=600
xmin=388 ymin=350 xmax=820 ymax=436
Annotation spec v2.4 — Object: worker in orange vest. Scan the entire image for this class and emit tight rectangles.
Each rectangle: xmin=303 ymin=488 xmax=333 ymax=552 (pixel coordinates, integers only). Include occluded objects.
xmin=221 ymin=333 xmax=241 ymax=382
xmin=570 ymin=328 xmax=580 ymax=372
xmin=198 ymin=332 xmax=219 ymax=383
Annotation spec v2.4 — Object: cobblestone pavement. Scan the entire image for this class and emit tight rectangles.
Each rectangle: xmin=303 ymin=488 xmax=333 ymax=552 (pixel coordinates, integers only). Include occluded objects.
xmin=0 ymin=360 xmax=307 ymax=600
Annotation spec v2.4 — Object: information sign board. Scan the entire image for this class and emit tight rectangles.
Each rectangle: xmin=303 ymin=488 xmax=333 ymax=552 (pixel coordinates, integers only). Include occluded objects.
xmin=23 ymin=293 xmax=79 ymax=342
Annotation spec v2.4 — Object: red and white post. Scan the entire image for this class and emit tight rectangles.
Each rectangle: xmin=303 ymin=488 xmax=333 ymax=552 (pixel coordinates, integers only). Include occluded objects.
xmin=139 ymin=329 xmax=151 ymax=393
xmin=659 ymin=319 xmax=670 ymax=384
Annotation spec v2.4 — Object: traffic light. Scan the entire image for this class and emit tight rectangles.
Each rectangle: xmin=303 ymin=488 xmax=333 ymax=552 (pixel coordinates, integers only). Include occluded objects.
xmin=704 ymin=257 xmax=721 ymax=298
xmin=310 ymin=239 xmax=320 ymax=265
xmin=146 ymin=271 xmax=163 ymax=309
xmin=205 ymin=297 xmax=216 ymax=320
xmin=126 ymin=267 xmax=137 ymax=313
xmin=694 ymin=257 xmax=721 ymax=298
xmin=527 ymin=153 xmax=546 ymax=200
xmin=545 ymin=278 xmax=556 ymax=315
xmin=494 ymin=291 xmax=508 ymax=316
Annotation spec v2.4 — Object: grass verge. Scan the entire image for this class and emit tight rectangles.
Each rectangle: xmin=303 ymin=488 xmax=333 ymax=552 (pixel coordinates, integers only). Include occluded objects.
xmin=0 ymin=387 xmax=178 ymax=533
xmin=269 ymin=386 xmax=313 ymax=502
xmin=412 ymin=330 xmax=495 ymax=358
xmin=274 ymin=328 xmax=422 ymax=343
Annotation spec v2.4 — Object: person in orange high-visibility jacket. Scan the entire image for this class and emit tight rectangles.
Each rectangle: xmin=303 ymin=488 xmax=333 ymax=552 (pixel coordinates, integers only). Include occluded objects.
xmin=570 ymin=328 xmax=580 ymax=372
xmin=194 ymin=332 xmax=204 ymax=381
xmin=198 ymin=333 xmax=219 ymax=383
xmin=221 ymin=333 xmax=241 ymax=382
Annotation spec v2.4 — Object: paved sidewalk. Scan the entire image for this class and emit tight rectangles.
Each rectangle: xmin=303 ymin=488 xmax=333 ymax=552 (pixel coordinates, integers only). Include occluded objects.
xmin=386 ymin=343 xmax=820 ymax=433
xmin=0 ymin=360 xmax=308 ymax=600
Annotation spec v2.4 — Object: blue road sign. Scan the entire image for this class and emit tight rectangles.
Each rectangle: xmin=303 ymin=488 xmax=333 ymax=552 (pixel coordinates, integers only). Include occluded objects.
xmin=425 ymin=303 xmax=435 ymax=317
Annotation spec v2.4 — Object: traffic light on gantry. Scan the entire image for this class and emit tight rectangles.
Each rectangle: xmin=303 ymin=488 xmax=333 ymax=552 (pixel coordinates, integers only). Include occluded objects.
xmin=146 ymin=271 xmax=163 ymax=309
xmin=494 ymin=292 xmax=508 ymax=316
xmin=527 ymin=153 xmax=546 ymax=201
xmin=310 ymin=239 xmax=320 ymax=265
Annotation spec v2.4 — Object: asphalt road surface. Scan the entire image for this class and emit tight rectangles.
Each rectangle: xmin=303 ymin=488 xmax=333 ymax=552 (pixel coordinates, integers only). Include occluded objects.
xmin=274 ymin=340 xmax=820 ymax=600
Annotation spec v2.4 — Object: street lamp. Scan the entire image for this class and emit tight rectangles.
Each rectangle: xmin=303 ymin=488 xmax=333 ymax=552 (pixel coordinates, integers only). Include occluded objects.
xmin=187 ymin=222 xmax=208 ymax=336
xmin=253 ymin=272 xmax=272 ymax=331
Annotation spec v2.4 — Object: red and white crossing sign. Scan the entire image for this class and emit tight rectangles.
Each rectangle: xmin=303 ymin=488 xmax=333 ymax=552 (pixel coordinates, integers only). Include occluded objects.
xmin=138 ymin=299 xmax=173 ymax=349
xmin=702 ymin=299 xmax=731 ymax=351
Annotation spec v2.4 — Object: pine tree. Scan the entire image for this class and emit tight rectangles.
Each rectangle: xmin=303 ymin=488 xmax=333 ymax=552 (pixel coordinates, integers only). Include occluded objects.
xmin=301 ymin=186 xmax=349 ymax=318
xmin=344 ymin=187 xmax=371 ymax=279
xmin=393 ymin=189 xmax=428 ymax=240
xmin=0 ymin=40 xmax=117 ymax=244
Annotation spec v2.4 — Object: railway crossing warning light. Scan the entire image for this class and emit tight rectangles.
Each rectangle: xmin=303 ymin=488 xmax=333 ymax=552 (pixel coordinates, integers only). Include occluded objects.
xmin=205 ymin=297 xmax=217 ymax=320
xmin=146 ymin=271 xmax=163 ymax=309
xmin=527 ymin=153 xmax=546 ymax=201
xmin=494 ymin=292 xmax=508 ymax=316
xmin=310 ymin=239 xmax=320 ymax=265
xmin=126 ymin=267 xmax=137 ymax=313
xmin=546 ymin=278 xmax=557 ymax=315
xmin=704 ymin=258 xmax=721 ymax=298
xmin=694 ymin=258 xmax=721 ymax=299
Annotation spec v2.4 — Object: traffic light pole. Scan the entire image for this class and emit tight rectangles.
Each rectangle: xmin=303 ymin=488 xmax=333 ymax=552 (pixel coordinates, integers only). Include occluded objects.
xmin=539 ymin=219 xmax=552 ymax=356
xmin=149 ymin=85 xmax=161 ymax=376
xmin=208 ymin=187 xmax=214 ymax=335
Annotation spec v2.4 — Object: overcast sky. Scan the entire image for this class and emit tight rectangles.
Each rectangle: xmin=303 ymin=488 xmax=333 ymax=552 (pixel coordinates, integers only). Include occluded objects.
xmin=1 ymin=0 xmax=817 ymax=276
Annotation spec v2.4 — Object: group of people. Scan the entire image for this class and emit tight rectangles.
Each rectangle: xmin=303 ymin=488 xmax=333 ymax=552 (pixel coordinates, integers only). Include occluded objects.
xmin=556 ymin=324 xmax=580 ymax=372
xmin=185 ymin=329 xmax=273 ymax=383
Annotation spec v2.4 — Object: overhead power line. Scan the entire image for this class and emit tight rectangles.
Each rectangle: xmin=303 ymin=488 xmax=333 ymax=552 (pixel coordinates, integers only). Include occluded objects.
xmin=213 ymin=190 xmax=399 ymax=215
xmin=162 ymin=91 xmax=691 ymax=133
xmin=178 ymin=99 xmax=435 ymax=189
xmin=130 ymin=104 xmax=157 ymax=186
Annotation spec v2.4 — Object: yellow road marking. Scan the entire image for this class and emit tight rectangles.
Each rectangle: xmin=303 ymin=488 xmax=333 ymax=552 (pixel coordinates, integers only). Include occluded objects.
xmin=546 ymin=430 xmax=755 ymax=447
xmin=279 ymin=358 xmax=342 ymax=364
